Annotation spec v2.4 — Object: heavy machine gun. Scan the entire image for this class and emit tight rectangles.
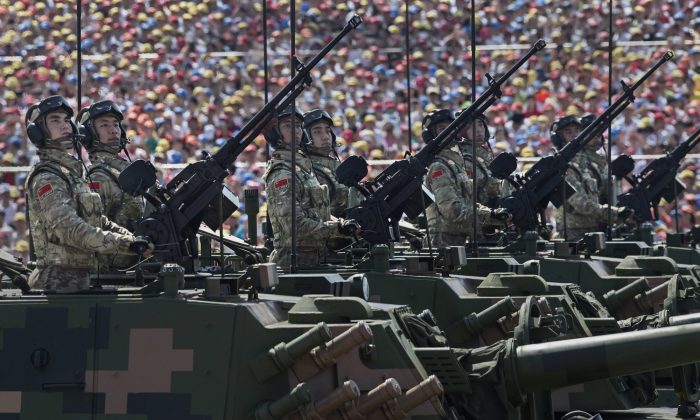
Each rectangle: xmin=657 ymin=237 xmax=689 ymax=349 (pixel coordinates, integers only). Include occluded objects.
xmin=491 ymin=51 xmax=674 ymax=233
xmin=336 ymin=39 xmax=547 ymax=244
xmin=612 ymin=125 xmax=700 ymax=223
xmin=119 ymin=16 xmax=362 ymax=262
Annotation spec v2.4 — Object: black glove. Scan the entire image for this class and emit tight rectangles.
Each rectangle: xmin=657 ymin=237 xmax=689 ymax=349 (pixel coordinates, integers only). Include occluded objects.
xmin=490 ymin=208 xmax=511 ymax=222
xmin=338 ymin=219 xmax=360 ymax=236
xmin=617 ymin=206 xmax=634 ymax=220
xmin=129 ymin=236 xmax=153 ymax=255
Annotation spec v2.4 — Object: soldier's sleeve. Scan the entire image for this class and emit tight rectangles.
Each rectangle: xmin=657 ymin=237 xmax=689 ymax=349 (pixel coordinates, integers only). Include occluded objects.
xmin=30 ymin=172 xmax=134 ymax=255
xmin=426 ymin=162 xmax=493 ymax=230
xmin=101 ymin=215 xmax=133 ymax=236
xmin=89 ymin=169 xmax=119 ymax=219
xmin=266 ymin=169 xmax=338 ymax=240
xmin=566 ymin=168 xmax=607 ymax=219
xmin=88 ymin=171 xmax=133 ymax=236
xmin=335 ymin=183 xmax=350 ymax=218
xmin=468 ymin=180 xmax=498 ymax=226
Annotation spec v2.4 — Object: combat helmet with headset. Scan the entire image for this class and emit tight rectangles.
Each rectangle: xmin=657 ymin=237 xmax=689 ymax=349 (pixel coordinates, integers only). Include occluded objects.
xmin=550 ymin=115 xmax=581 ymax=149
xmin=263 ymin=104 xmax=307 ymax=149
xmin=76 ymin=100 xmax=129 ymax=155
xmin=302 ymin=108 xmax=337 ymax=157
xmin=25 ymin=95 xmax=78 ymax=148
xmin=421 ymin=108 xmax=455 ymax=143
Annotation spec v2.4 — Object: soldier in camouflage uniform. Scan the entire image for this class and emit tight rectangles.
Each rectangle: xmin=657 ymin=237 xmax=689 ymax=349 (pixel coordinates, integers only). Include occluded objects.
xmin=77 ymin=100 xmax=145 ymax=271
xmin=457 ymin=113 xmax=502 ymax=208
xmin=263 ymin=106 xmax=358 ymax=268
xmin=302 ymin=109 xmax=349 ymax=218
xmin=24 ymin=96 xmax=152 ymax=292
xmin=579 ymin=114 xmax=611 ymax=205
xmin=551 ymin=115 xmax=632 ymax=240
xmin=422 ymin=109 xmax=510 ymax=247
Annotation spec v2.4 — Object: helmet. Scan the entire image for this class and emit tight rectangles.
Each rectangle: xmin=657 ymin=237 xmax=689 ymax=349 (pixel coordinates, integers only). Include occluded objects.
xmin=264 ymin=104 xmax=305 ymax=148
xmin=302 ymin=109 xmax=336 ymax=154
xmin=421 ymin=109 xmax=455 ymax=143
xmin=580 ymin=113 xmax=604 ymax=148
xmin=76 ymin=100 xmax=127 ymax=152
xmin=550 ymin=115 xmax=581 ymax=149
xmin=580 ymin=114 xmax=596 ymax=129
xmin=25 ymin=95 xmax=77 ymax=148
xmin=456 ymin=111 xmax=490 ymax=142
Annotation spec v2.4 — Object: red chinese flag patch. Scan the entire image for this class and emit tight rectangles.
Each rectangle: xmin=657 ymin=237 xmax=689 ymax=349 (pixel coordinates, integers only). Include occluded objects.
xmin=274 ymin=178 xmax=289 ymax=189
xmin=89 ymin=181 xmax=101 ymax=191
xmin=37 ymin=183 xmax=53 ymax=197
xmin=431 ymin=169 xmax=444 ymax=180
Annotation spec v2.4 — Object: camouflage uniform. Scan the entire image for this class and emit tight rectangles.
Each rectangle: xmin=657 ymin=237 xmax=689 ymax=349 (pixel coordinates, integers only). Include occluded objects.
xmin=555 ymin=150 xmax=610 ymax=240
xmin=424 ymin=148 xmax=496 ymax=247
xmin=461 ymin=142 xmax=502 ymax=208
xmin=88 ymin=150 xmax=144 ymax=270
xmin=264 ymin=149 xmax=343 ymax=268
xmin=308 ymin=153 xmax=349 ymax=218
xmin=582 ymin=148 xmax=610 ymax=205
xmin=26 ymin=148 xmax=136 ymax=292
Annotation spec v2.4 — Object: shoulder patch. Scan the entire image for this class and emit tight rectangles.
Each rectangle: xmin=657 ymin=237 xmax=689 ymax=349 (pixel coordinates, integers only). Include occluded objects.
xmin=89 ymin=181 xmax=101 ymax=191
xmin=274 ymin=178 xmax=289 ymax=189
xmin=37 ymin=183 xmax=53 ymax=198
xmin=431 ymin=169 xmax=444 ymax=180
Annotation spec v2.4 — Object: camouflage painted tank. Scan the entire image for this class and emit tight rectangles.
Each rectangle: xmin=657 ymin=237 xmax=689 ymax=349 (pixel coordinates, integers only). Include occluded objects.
xmin=5 ymin=258 xmax=700 ymax=419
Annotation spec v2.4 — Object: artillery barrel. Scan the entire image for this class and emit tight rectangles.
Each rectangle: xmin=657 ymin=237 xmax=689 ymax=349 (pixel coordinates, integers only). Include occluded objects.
xmin=515 ymin=323 xmax=700 ymax=391
xmin=668 ymin=312 xmax=700 ymax=327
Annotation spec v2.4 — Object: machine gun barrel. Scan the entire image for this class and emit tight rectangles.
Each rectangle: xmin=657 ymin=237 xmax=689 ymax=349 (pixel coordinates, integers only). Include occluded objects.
xmin=499 ymin=51 xmax=673 ymax=231
xmin=616 ymin=119 xmax=700 ymax=222
xmin=213 ymin=15 xmax=362 ymax=169
xmin=130 ymin=16 xmax=362 ymax=261
xmin=342 ymin=39 xmax=546 ymax=244
xmin=559 ymin=51 xmax=674 ymax=162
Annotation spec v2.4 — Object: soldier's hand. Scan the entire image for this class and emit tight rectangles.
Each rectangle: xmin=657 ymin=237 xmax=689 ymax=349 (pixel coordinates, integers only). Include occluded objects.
xmin=338 ymin=219 xmax=361 ymax=236
xmin=490 ymin=208 xmax=512 ymax=222
xmin=129 ymin=236 xmax=155 ymax=256
xmin=616 ymin=206 xmax=634 ymax=221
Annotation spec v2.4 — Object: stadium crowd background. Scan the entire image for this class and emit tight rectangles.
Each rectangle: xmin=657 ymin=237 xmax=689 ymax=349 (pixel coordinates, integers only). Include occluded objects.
xmin=1 ymin=0 xmax=700 ymax=259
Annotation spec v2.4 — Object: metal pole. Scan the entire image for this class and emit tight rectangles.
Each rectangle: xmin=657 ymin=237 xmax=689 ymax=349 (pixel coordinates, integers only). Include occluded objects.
xmin=404 ymin=0 xmax=412 ymax=155
xmin=290 ymin=0 xmax=298 ymax=273
xmin=470 ymin=0 xmax=479 ymax=256
xmin=76 ymin=0 xmax=82 ymax=107
xmin=263 ymin=0 xmax=270 ymax=156
xmin=607 ymin=0 xmax=614 ymax=240
xmin=404 ymin=0 xmax=432 ymax=258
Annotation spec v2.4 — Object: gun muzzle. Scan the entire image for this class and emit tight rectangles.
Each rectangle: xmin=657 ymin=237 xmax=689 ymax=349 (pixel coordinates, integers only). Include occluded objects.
xmin=396 ymin=375 xmax=444 ymax=414
xmin=292 ymin=321 xmax=373 ymax=381
xmin=250 ymin=322 xmax=332 ymax=383
xmin=446 ymin=297 xmax=517 ymax=345
xmin=603 ymin=277 xmax=651 ymax=315
xmin=351 ymin=378 xmax=403 ymax=417
xmin=255 ymin=383 xmax=312 ymax=420
xmin=294 ymin=381 xmax=360 ymax=420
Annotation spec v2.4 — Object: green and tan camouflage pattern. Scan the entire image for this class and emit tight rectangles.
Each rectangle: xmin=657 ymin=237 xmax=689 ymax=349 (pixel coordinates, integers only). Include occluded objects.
xmin=460 ymin=142 xmax=502 ymax=207
xmin=424 ymin=148 xmax=497 ymax=247
xmin=555 ymin=150 xmax=611 ymax=240
xmin=25 ymin=148 xmax=136 ymax=292
xmin=263 ymin=149 xmax=344 ymax=268
xmin=308 ymin=154 xmax=349 ymax=218
xmin=0 ymin=291 xmax=446 ymax=419
xmin=88 ymin=150 xmax=145 ymax=270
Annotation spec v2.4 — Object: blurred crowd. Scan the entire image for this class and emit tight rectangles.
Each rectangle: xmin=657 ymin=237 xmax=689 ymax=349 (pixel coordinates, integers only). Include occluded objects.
xmin=2 ymin=0 xmax=700 ymax=257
